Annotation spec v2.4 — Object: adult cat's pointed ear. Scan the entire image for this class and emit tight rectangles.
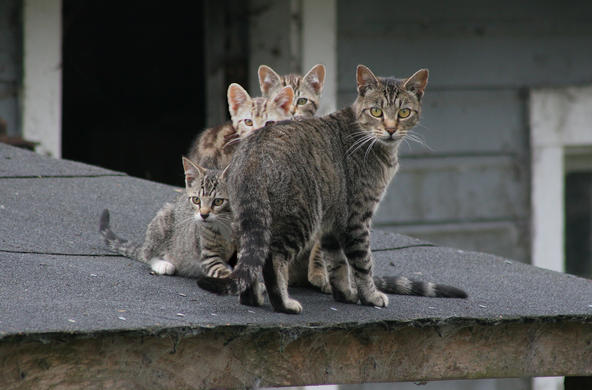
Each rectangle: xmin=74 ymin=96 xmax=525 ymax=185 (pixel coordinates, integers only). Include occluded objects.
xmin=182 ymin=157 xmax=206 ymax=188
xmin=403 ymin=69 xmax=429 ymax=100
xmin=356 ymin=65 xmax=379 ymax=95
xmin=272 ymin=86 xmax=294 ymax=116
xmin=303 ymin=64 xmax=325 ymax=95
xmin=227 ymin=83 xmax=251 ymax=118
xmin=258 ymin=65 xmax=282 ymax=98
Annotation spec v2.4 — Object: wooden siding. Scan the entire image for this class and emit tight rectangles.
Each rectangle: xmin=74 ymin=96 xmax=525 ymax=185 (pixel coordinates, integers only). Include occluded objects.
xmin=338 ymin=0 xmax=592 ymax=262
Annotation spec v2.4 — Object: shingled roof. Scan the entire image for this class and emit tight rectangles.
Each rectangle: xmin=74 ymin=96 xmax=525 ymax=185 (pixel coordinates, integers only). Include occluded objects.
xmin=1 ymin=142 xmax=591 ymax=389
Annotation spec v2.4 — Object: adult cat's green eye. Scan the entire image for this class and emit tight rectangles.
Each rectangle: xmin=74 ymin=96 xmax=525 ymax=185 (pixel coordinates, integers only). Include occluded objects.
xmin=191 ymin=196 xmax=200 ymax=205
xmin=297 ymin=97 xmax=308 ymax=105
xmin=244 ymin=119 xmax=253 ymax=126
xmin=213 ymin=198 xmax=224 ymax=206
xmin=398 ymin=108 xmax=411 ymax=118
xmin=370 ymin=107 xmax=383 ymax=117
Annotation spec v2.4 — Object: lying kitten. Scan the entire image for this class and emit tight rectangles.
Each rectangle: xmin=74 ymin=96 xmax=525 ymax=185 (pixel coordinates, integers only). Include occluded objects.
xmin=100 ymin=157 xmax=234 ymax=278
xmin=188 ymin=83 xmax=294 ymax=169
xmin=198 ymin=65 xmax=467 ymax=314
xmin=258 ymin=64 xmax=325 ymax=119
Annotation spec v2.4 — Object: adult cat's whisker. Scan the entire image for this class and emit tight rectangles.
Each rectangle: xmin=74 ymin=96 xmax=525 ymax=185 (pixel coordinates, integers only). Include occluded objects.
xmin=346 ymin=131 xmax=372 ymax=140
xmin=346 ymin=137 xmax=369 ymax=155
xmin=406 ymin=131 xmax=432 ymax=151
xmin=346 ymin=134 xmax=375 ymax=156
xmin=347 ymin=137 xmax=374 ymax=157
xmin=364 ymin=138 xmax=379 ymax=162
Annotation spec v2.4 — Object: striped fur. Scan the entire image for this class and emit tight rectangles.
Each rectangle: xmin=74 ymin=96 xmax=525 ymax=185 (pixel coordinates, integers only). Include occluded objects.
xmin=198 ymin=65 xmax=466 ymax=314
xmin=99 ymin=158 xmax=235 ymax=278
xmin=188 ymin=83 xmax=294 ymax=169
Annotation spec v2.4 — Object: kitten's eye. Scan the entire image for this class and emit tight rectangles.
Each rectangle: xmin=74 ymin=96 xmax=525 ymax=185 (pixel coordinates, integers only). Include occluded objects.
xmin=244 ymin=119 xmax=253 ymax=126
xmin=213 ymin=198 xmax=224 ymax=206
xmin=191 ymin=196 xmax=200 ymax=205
xmin=370 ymin=107 xmax=383 ymax=117
xmin=265 ymin=121 xmax=276 ymax=126
xmin=398 ymin=108 xmax=411 ymax=118
xmin=296 ymin=97 xmax=308 ymax=105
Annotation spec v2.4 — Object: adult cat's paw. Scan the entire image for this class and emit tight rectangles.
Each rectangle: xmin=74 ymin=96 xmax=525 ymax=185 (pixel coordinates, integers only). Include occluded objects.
xmin=309 ymin=272 xmax=332 ymax=294
xmin=151 ymin=259 xmax=176 ymax=275
xmin=360 ymin=291 xmax=389 ymax=307
xmin=331 ymin=286 xmax=358 ymax=304
xmin=281 ymin=298 xmax=303 ymax=314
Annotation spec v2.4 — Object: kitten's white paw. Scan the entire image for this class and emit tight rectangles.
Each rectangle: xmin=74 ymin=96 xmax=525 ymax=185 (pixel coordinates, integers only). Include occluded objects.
xmin=151 ymin=259 xmax=176 ymax=275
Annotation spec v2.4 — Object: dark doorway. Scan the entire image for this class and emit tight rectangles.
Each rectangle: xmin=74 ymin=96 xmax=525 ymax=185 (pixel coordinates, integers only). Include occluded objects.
xmin=565 ymin=171 xmax=592 ymax=279
xmin=62 ymin=1 xmax=205 ymax=186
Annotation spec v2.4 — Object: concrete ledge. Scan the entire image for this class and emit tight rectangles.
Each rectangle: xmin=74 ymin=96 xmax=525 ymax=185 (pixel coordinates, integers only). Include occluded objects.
xmin=2 ymin=319 xmax=591 ymax=389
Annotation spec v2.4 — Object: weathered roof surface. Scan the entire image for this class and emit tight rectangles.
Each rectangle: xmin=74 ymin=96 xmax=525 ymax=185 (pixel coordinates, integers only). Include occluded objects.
xmin=1 ymin=142 xmax=591 ymax=389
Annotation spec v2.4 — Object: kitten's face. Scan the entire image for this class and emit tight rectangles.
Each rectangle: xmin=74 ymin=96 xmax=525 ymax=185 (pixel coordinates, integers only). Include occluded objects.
xmin=258 ymin=64 xmax=325 ymax=119
xmin=353 ymin=65 xmax=428 ymax=144
xmin=182 ymin=158 xmax=230 ymax=224
xmin=227 ymin=83 xmax=294 ymax=138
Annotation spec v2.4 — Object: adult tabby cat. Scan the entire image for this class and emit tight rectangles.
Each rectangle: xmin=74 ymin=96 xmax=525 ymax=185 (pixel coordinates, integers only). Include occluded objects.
xmin=258 ymin=64 xmax=325 ymax=118
xmin=198 ymin=65 xmax=467 ymax=313
xmin=188 ymin=83 xmax=294 ymax=169
xmin=100 ymin=157 xmax=235 ymax=278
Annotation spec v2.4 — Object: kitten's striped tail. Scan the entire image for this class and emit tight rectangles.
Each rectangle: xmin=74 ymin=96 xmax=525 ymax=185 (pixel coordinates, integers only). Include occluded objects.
xmin=197 ymin=196 xmax=271 ymax=296
xmin=99 ymin=209 xmax=145 ymax=262
xmin=374 ymin=276 xmax=467 ymax=298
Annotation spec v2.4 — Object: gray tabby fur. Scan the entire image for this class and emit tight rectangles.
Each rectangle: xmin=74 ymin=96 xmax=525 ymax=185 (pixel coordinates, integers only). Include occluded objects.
xmin=198 ymin=65 xmax=466 ymax=313
xmin=99 ymin=158 xmax=235 ymax=279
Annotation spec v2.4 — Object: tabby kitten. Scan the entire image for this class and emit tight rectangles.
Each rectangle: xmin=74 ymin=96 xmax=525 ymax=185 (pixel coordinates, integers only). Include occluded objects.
xmin=188 ymin=83 xmax=294 ymax=169
xmin=258 ymin=64 xmax=325 ymax=119
xmin=100 ymin=157 xmax=234 ymax=278
xmin=198 ymin=65 xmax=467 ymax=314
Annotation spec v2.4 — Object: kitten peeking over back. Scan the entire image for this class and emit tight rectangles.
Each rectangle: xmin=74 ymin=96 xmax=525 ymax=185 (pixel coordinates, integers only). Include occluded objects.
xmin=258 ymin=64 xmax=325 ymax=119
xmin=188 ymin=83 xmax=294 ymax=169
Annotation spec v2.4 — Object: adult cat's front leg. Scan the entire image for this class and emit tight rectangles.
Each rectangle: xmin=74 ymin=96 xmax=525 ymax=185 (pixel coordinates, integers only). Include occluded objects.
xmin=343 ymin=227 xmax=388 ymax=307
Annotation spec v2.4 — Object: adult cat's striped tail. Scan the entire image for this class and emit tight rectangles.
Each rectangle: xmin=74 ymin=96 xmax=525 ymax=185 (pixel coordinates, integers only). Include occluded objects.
xmin=99 ymin=209 xmax=145 ymax=262
xmin=197 ymin=190 xmax=272 ymax=296
xmin=374 ymin=276 xmax=467 ymax=298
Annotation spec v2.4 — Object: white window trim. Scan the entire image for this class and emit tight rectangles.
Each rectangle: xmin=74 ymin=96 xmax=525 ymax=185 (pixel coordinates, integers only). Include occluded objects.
xmin=530 ymin=83 xmax=592 ymax=273
xmin=301 ymin=0 xmax=336 ymax=116
xmin=22 ymin=0 xmax=62 ymax=158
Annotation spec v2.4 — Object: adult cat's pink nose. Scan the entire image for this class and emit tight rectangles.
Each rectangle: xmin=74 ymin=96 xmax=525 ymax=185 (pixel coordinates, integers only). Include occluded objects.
xmin=385 ymin=127 xmax=397 ymax=134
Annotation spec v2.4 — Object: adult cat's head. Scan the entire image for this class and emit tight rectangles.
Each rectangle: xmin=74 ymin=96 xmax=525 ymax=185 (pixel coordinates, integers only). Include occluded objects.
xmin=258 ymin=64 xmax=325 ymax=119
xmin=227 ymin=83 xmax=294 ymax=139
xmin=182 ymin=157 xmax=231 ymax=225
xmin=353 ymin=65 xmax=428 ymax=144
